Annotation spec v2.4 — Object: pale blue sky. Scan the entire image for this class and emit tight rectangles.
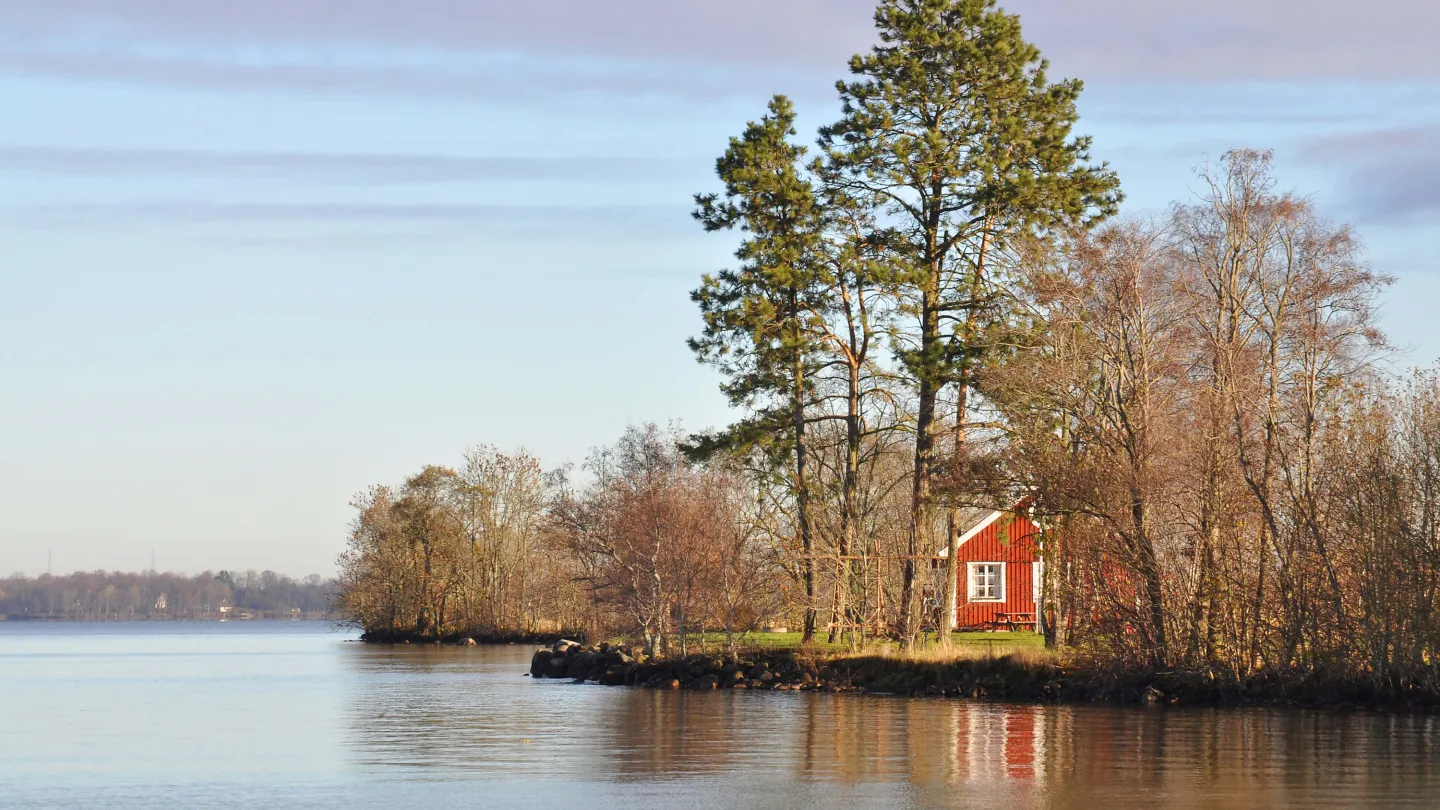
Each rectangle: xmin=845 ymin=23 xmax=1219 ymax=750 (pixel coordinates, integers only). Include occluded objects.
xmin=2 ymin=1 xmax=1437 ymax=576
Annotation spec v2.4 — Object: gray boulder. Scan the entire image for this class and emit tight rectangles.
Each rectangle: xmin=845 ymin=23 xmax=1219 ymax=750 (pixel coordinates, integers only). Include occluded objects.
xmin=566 ymin=650 xmax=599 ymax=679
xmin=529 ymin=650 xmax=554 ymax=677
xmin=546 ymin=655 xmax=571 ymax=677
xmin=600 ymin=664 xmax=637 ymax=686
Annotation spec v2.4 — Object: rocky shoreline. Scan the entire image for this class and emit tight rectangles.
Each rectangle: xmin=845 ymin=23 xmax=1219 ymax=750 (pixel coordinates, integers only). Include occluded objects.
xmin=528 ymin=639 xmax=1440 ymax=712
xmin=530 ymin=639 xmax=819 ymax=691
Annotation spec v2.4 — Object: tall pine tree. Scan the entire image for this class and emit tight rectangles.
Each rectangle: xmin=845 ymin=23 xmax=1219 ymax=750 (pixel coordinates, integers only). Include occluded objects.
xmin=819 ymin=0 xmax=1121 ymax=645
xmin=691 ymin=95 xmax=827 ymax=642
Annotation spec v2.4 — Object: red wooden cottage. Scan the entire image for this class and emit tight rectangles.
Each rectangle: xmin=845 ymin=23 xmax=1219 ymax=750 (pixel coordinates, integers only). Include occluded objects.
xmin=936 ymin=506 xmax=1043 ymax=632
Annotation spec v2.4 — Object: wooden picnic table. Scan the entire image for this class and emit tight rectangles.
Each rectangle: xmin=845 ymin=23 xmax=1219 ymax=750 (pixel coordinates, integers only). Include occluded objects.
xmin=993 ymin=612 xmax=1036 ymax=631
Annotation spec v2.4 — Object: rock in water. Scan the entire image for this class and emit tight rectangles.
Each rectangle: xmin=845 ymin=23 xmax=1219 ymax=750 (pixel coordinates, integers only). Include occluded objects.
xmin=530 ymin=650 xmax=555 ymax=677
xmin=546 ymin=655 xmax=570 ymax=678
xmin=565 ymin=651 xmax=599 ymax=680
xmin=600 ymin=664 xmax=637 ymax=686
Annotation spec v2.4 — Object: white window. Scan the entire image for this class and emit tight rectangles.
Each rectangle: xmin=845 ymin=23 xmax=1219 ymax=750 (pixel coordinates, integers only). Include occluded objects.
xmin=968 ymin=563 xmax=1005 ymax=602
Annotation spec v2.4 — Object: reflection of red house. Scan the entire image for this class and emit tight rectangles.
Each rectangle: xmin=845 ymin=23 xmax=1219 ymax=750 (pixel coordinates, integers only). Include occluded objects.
xmin=951 ymin=704 xmax=1046 ymax=782
xmin=937 ymin=507 xmax=1042 ymax=631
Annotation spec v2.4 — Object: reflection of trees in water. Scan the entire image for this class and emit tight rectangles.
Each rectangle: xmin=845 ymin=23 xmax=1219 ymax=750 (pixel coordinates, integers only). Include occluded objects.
xmin=794 ymin=701 xmax=1438 ymax=805
xmin=340 ymin=648 xmax=1439 ymax=801
xmin=1015 ymin=707 xmax=1436 ymax=807
xmin=600 ymin=691 xmax=1059 ymax=785
xmin=796 ymin=697 xmax=1048 ymax=785
xmin=628 ymin=695 xmax=1439 ymax=800
xmin=343 ymin=645 xmax=571 ymax=773
xmin=602 ymin=690 xmax=806 ymax=779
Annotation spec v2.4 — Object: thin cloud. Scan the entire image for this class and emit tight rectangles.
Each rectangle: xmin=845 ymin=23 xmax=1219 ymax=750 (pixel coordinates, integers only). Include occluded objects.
xmin=2 ymin=200 xmax=685 ymax=229
xmin=1301 ymin=126 xmax=1440 ymax=223
xmin=0 ymin=0 xmax=874 ymax=72
xmin=1346 ymin=162 xmax=1440 ymax=223
xmin=2 ymin=1 xmax=1437 ymax=104
xmin=0 ymin=46 xmax=804 ymax=104
xmin=0 ymin=146 xmax=697 ymax=184
xmin=1003 ymin=0 xmax=1440 ymax=83
xmin=1302 ymin=126 xmax=1440 ymax=162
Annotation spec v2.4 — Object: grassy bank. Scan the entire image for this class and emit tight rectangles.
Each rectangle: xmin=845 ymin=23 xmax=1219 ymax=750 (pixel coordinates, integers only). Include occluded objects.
xmin=529 ymin=638 xmax=1440 ymax=712
xmin=700 ymin=630 xmax=1042 ymax=652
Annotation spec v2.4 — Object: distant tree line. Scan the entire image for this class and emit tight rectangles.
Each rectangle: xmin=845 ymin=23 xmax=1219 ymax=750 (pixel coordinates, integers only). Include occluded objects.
xmin=0 ymin=570 xmax=333 ymax=620
xmin=333 ymin=0 xmax=1439 ymax=696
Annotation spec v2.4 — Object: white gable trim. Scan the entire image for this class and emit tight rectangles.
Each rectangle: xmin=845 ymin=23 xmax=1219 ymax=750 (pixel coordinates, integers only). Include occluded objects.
xmin=935 ymin=510 xmax=1005 ymax=558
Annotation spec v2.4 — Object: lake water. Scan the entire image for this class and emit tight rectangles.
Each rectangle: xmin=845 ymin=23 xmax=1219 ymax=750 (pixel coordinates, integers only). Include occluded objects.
xmin=2 ymin=622 xmax=1437 ymax=809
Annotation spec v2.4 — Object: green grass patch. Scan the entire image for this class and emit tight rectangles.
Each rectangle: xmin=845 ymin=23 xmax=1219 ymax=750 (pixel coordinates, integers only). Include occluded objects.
xmin=673 ymin=630 xmax=1044 ymax=655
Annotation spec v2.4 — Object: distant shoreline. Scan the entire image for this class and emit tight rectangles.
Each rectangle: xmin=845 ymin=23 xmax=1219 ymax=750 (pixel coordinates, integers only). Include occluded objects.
xmin=0 ymin=613 xmax=334 ymax=623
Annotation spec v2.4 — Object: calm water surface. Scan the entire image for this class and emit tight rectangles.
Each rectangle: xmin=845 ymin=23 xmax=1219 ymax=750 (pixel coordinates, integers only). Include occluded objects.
xmin=1 ymin=621 xmax=1436 ymax=809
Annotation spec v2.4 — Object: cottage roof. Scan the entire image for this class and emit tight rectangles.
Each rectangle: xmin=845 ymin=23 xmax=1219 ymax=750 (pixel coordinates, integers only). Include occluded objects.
xmin=933 ymin=507 xmax=1006 ymax=558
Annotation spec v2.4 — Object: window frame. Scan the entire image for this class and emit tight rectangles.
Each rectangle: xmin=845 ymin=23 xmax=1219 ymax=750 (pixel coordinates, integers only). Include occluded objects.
xmin=967 ymin=562 xmax=1006 ymax=603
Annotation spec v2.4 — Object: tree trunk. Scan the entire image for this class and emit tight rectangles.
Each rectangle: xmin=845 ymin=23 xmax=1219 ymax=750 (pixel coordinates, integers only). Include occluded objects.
xmin=939 ymin=393 xmax=965 ymax=646
xmin=940 ymin=232 xmax=990 ymax=646
xmin=793 ymin=290 xmax=816 ymax=643
xmin=904 ymin=284 xmax=940 ymax=649
xmin=829 ymin=361 xmax=862 ymax=647
xmin=1133 ymin=496 xmax=1168 ymax=667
